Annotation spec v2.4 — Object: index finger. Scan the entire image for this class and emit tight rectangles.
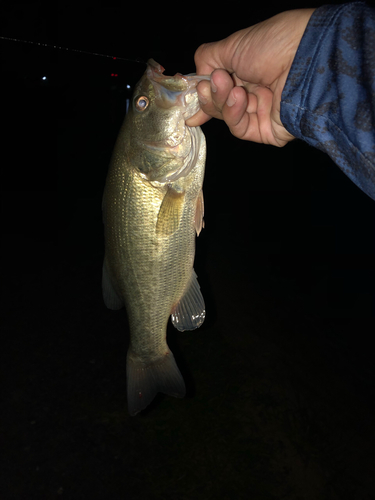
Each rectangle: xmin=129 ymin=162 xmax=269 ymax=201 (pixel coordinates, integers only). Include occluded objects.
xmin=185 ymin=108 xmax=212 ymax=127
xmin=194 ymin=40 xmax=233 ymax=76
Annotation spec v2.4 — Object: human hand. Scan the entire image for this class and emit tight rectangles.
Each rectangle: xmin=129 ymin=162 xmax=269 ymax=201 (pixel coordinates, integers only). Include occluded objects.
xmin=186 ymin=9 xmax=315 ymax=147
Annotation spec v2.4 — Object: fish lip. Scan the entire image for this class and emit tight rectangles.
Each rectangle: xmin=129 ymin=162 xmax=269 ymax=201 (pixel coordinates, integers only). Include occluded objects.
xmin=146 ymin=58 xmax=210 ymax=120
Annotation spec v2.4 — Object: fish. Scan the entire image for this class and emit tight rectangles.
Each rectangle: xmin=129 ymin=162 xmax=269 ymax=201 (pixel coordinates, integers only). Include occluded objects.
xmin=102 ymin=59 xmax=210 ymax=415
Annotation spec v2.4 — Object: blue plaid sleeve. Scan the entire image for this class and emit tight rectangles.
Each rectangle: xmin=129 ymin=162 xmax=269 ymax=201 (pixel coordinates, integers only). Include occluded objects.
xmin=280 ymin=2 xmax=375 ymax=201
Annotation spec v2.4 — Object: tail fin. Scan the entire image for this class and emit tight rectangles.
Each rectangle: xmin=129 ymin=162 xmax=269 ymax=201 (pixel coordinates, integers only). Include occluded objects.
xmin=126 ymin=349 xmax=186 ymax=416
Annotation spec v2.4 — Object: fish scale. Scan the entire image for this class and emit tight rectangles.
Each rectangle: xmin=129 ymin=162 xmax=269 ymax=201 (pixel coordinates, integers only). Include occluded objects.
xmin=102 ymin=59 xmax=209 ymax=415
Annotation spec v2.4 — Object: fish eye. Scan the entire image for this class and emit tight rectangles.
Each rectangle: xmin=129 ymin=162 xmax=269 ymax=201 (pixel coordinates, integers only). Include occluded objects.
xmin=135 ymin=96 xmax=149 ymax=112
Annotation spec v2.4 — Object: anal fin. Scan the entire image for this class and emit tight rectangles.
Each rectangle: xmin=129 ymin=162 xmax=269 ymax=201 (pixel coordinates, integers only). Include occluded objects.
xmin=171 ymin=269 xmax=205 ymax=331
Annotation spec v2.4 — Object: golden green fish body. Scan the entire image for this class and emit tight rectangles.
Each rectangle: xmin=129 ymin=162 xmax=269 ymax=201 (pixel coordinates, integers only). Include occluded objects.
xmin=102 ymin=60 xmax=208 ymax=415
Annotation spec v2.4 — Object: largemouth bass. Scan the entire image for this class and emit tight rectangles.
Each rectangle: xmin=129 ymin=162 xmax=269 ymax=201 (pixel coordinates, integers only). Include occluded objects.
xmin=102 ymin=59 xmax=210 ymax=415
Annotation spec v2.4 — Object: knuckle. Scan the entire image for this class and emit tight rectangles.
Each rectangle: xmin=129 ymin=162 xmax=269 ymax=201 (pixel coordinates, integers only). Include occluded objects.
xmin=194 ymin=43 xmax=210 ymax=65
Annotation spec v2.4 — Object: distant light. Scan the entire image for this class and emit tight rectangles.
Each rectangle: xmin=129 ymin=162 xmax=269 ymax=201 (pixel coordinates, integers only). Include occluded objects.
xmin=111 ymin=73 xmax=118 ymax=77
xmin=42 ymin=76 xmax=47 ymax=81
xmin=113 ymin=57 xmax=117 ymax=60
xmin=126 ymin=84 xmax=131 ymax=89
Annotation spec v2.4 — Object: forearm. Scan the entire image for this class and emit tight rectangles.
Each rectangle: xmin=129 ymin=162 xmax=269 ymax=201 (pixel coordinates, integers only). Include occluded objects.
xmin=281 ymin=2 xmax=375 ymax=200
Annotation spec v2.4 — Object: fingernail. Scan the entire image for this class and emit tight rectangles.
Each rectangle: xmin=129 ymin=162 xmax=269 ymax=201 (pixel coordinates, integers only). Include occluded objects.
xmin=226 ymin=92 xmax=236 ymax=107
xmin=211 ymin=80 xmax=217 ymax=93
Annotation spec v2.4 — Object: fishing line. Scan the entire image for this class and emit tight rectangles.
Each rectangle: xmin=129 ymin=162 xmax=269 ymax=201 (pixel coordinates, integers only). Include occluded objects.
xmin=0 ymin=35 xmax=146 ymax=65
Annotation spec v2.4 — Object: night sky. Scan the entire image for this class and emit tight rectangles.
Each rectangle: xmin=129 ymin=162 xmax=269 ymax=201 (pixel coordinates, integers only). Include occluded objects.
xmin=2 ymin=2 xmax=375 ymax=499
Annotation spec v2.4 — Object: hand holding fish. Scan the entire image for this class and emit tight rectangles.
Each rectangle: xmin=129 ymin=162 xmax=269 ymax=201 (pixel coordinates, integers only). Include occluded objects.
xmin=186 ymin=9 xmax=315 ymax=147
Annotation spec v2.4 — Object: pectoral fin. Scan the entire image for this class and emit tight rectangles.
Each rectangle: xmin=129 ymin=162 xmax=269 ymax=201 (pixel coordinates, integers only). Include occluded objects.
xmin=195 ymin=189 xmax=204 ymax=236
xmin=171 ymin=270 xmax=205 ymax=331
xmin=156 ymin=187 xmax=184 ymax=236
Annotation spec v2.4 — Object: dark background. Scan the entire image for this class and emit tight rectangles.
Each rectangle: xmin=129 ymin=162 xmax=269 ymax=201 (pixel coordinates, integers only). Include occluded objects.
xmin=2 ymin=1 xmax=375 ymax=499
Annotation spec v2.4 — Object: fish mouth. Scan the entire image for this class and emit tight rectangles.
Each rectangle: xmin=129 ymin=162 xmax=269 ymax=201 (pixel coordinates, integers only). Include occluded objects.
xmin=146 ymin=59 xmax=210 ymax=120
xmin=138 ymin=60 xmax=209 ymax=183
